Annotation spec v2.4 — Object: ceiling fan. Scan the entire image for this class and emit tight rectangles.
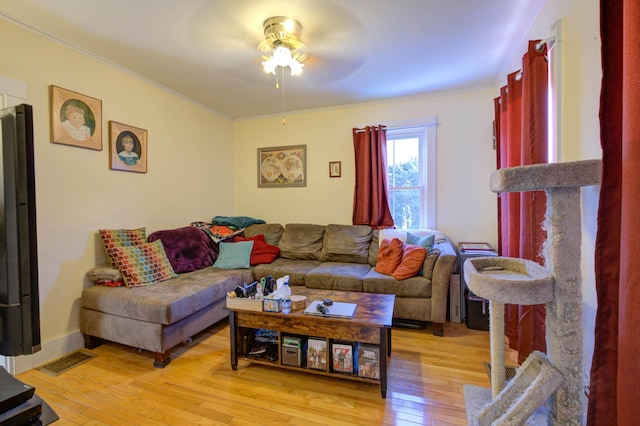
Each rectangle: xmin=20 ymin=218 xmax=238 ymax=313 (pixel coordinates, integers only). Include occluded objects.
xmin=257 ymin=16 xmax=308 ymax=76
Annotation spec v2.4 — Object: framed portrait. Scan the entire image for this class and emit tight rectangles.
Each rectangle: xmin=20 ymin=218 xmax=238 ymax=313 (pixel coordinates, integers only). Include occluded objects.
xmin=109 ymin=121 xmax=147 ymax=173
xmin=257 ymin=144 xmax=307 ymax=188
xmin=329 ymin=161 xmax=341 ymax=178
xmin=50 ymin=85 xmax=102 ymax=150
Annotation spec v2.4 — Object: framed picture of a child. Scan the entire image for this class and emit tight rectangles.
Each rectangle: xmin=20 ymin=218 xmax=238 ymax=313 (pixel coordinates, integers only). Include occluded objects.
xmin=49 ymin=85 xmax=102 ymax=150
xmin=108 ymin=121 xmax=148 ymax=173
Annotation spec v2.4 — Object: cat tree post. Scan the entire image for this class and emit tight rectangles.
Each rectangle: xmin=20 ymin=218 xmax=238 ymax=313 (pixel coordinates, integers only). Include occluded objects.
xmin=463 ymin=159 xmax=601 ymax=425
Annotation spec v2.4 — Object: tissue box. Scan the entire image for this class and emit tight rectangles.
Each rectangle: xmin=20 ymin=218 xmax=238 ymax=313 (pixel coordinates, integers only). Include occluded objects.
xmin=263 ymin=297 xmax=281 ymax=312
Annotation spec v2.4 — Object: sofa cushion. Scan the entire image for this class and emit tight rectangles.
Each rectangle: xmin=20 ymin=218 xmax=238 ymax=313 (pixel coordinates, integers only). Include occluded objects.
xmin=374 ymin=238 xmax=404 ymax=275
xmin=368 ymin=229 xmax=380 ymax=266
xmin=278 ymin=224 xmax=325 ymax=260
xmin=111 ymin=240 xmax=178 ymax=287
xmin=421 ymin=248 xmax=440 ymax=280
xmin=147 ymin=226 xmax=217 ymax=273
xmin=99 ymin=227 xmax=147 ymax=267
xmin=234 ymin=234 xmax=280 ymax=265
xmin=252 ymin=258 xmax=321 ymax=286
xmin=391 ymin=244 xmax=428 ymax=280
xmin=213 ymin=241 xmax=253 ymax=269
xmin=363 ymin=269 xmax=433 ymax=298
xmin=319 ymin=224 xmax=372 ymax=264
xmin=244 ymin=223 xmax=284 ymax=246
xmin=304 ymin=262 xmax=370 ymax=292
xmin=82 ymin=268 xmax=252 ymax=325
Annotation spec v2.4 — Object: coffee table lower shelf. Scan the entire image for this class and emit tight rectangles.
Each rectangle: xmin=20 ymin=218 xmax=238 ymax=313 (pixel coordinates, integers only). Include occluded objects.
xmin=240 ymin=355 xmax=383 ymax=385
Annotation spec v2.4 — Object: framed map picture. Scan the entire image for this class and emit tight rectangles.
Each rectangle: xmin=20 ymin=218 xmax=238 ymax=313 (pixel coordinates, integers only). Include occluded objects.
xmin=49 ymin=85 xmax=102 ymax=150
xmin=257 ymin=144 xmax=306 ymax=188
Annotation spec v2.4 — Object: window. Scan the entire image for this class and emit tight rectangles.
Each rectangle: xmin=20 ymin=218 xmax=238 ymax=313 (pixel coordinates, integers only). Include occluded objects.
xmin=386 ymin=120 xmax=437 ymax=229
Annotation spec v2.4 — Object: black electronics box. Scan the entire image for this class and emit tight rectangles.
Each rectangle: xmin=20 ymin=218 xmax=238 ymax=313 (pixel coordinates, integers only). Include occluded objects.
xmin=466 ymin=291 xmax=490 ymax=331
xmin=0 ymin=367 xmax=36 ymax=413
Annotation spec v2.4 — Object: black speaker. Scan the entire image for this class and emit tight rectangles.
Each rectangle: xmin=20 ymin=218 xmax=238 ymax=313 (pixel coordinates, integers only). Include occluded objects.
xmin=0 ymin=104 xmax=41 ymax=356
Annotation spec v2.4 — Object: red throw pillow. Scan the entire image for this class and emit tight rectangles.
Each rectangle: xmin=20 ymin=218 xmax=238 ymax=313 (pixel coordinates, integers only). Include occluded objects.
xmin=234 ymin=234 xmax=280 ymax=265
xmin=391 ymin=243 xmax=428 ymax=280
xmin=375 ymin=238 xmax=404 ymax=275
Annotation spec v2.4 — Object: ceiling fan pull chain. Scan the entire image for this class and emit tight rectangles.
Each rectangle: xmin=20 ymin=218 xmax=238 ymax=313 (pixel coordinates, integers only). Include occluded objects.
xmin=281 ymin=70 xmax=286 ymax=125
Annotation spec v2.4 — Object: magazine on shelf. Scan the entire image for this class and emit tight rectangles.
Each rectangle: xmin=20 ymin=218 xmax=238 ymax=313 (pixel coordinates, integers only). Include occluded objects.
xmin=307 ymin=338 xmax=327 ymax=370
xmin=332 ymin=341 xmax=354 ymax=374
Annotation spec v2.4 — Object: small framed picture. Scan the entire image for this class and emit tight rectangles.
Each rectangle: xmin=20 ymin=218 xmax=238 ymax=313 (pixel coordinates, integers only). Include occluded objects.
xmin=49 ymin=85 xmax=102 ymax=150
xmin=109 ymin=121 xmax=147 ymax=173
xmin=329 ymin=161 xmax=341 ymax=178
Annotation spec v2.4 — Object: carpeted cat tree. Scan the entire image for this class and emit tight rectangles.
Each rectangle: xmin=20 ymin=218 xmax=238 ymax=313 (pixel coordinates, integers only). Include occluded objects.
xmin=463 ymin=159 xmax=601 ymax=425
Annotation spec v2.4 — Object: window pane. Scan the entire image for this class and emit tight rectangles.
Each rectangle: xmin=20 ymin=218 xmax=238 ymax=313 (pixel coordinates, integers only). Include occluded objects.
xmin=389 ymin=189 xmax=421 ymax=229
xmin=387 ymin=138 xmax=419 ymax=188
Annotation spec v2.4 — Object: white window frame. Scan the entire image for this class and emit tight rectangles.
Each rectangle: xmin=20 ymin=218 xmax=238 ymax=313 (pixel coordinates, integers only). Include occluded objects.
xmin=386 ymin=117 xmax=438 ymax=229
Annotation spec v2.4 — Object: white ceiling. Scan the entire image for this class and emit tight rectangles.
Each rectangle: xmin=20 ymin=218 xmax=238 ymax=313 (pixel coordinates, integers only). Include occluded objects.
xmin=0 ymin=0 xmax=543 ymax=119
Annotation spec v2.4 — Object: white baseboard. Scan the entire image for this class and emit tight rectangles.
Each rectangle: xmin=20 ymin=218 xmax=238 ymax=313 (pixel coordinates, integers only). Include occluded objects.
xmin=1 ymin=330 xmax=85 ymax=375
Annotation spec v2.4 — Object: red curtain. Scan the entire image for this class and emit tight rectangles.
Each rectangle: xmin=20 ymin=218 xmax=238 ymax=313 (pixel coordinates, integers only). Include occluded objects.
xmin=494 ymin=41 xmax=549 ymax=364
xmin=588 ymin=0 xmax=640 ymax=423
xmin=352 ymin=125 xmax=395 ymax=228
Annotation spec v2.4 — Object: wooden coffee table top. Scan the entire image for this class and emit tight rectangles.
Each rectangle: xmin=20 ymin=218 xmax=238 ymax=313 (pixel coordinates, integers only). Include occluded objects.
xmin=229 ymin=287 xmax=395 ymax=327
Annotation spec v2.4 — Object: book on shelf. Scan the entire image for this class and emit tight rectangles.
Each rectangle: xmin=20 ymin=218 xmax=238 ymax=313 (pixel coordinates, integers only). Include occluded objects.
xmin=331 ymin=341 xmax=354 ymax=374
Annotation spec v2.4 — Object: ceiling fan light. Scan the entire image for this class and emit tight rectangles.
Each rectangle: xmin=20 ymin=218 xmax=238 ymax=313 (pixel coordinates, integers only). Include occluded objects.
xmin=262 ymin=56 xmax=278 ymax=74
xmin=289 ymin=59 xmax=304 ymax=76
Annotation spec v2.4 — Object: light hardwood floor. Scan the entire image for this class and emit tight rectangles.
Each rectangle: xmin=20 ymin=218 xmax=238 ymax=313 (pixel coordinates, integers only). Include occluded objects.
xmin=17 ymin=320 xmax=517 ymax=426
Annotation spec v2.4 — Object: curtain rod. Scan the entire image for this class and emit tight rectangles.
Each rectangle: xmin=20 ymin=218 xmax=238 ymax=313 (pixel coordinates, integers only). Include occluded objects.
xmin=535 ymin=36 xmax=556 ymax=52
xmin=353 ymin=125 xmax=387 ymax=134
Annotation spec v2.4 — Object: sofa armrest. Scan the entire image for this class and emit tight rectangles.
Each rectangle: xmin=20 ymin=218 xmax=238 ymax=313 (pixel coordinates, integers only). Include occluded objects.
xmin=429 ymin=238 xmax=458 ymax=326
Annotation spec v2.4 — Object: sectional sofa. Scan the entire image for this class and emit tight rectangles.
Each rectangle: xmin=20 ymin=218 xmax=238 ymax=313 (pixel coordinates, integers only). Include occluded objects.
xmin=80 ymin=223 xmax=457 ymax=367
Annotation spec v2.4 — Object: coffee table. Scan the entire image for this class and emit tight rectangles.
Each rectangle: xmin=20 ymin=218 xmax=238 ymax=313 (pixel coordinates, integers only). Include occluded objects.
xmin=228 ymin=288 xmax=395 ymax=398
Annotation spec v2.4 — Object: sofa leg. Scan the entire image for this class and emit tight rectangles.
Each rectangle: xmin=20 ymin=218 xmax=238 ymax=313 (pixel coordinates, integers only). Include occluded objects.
xmin=83 ymin=334 xmax=105 ymax=349
xmin=154 ymin=351 xmax=171 ymax=368
xmin=432 ymin=322 xmax=444 ymax=337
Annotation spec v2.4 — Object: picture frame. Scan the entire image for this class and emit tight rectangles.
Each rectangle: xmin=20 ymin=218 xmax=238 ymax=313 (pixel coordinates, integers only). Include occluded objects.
xmin=329 ymin=161 xmax=341 ymax=178
xmin=108 ymin=121 xmax=148 ymax=173
xmin=257 ymin=144 xmax=307 ymax=188
xmin=49 ymin=85 xmax=102 ymax=150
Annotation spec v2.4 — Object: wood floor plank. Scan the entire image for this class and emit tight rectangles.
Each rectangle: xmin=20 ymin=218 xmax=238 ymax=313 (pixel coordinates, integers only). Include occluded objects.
xmin=17 ymin=320 xmax=516 ymax=425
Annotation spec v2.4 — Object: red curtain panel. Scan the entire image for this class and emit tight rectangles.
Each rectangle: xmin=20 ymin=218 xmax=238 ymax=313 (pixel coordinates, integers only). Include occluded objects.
xmin=494 ymin=41 xmax=549 ymax=364
xmin=588 ymin=0 xmax=640 ymax=423
xmin=352 ymin=125 xmax=395 ymax=229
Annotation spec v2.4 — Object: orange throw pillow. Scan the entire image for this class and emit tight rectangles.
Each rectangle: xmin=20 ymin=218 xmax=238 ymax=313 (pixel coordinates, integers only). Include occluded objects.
xmin=375 ymin=238 xmax=404 ymax=275
xmin=391 ymin=243 xmax=428 ymax=280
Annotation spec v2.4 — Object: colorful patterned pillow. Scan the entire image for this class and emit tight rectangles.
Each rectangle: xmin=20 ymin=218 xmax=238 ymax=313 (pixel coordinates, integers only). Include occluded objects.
xmin=111 ymin=240 xmax=178 ymax=287
xmin=99 ymin=227 xmax=147 ymax=267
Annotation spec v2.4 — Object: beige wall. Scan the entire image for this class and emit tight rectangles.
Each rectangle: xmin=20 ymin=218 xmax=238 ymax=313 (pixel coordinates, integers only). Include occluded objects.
xmin=0 ymin=18 xmax=234 ymax=372
xmin=233 ymin=88 xmax=497 ymax=246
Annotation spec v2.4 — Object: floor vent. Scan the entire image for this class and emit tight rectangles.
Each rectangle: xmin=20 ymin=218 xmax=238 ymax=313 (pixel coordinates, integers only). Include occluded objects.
xmin=36 ymin=350 xmax=97 ymax=376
